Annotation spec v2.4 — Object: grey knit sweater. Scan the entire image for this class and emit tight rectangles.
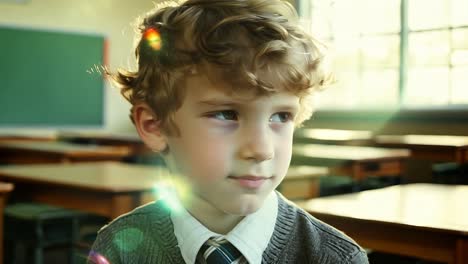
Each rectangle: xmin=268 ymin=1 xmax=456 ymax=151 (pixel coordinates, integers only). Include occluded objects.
xmin=88 ymin=193 xmax=368 ymax=263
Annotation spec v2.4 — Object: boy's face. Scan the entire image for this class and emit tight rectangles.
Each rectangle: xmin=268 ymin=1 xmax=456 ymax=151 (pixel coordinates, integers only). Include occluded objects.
xmin=163 ymin=74 xmax=299 ymax=216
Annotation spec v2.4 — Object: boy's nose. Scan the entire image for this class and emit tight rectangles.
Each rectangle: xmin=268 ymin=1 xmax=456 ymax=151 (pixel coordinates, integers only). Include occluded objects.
xmin=238 ymin=125 xmax=274 ymax=162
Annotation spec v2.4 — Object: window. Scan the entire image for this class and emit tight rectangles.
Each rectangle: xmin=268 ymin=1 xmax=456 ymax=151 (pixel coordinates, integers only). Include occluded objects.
xmin=299 ymin=0 xmax=468 ymax=110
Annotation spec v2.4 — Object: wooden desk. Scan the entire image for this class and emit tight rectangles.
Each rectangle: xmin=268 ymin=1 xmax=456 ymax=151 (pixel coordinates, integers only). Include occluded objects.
xmin=0 ymin=135 xmax=56 ymax=142
xmin=58 ymin=131 xmax=148 ymax=153
xmin=58 ymin=132 xmax=153 ymax=164
xmin=59 ymin=131 xmax=141 ymax=143
xmin=0 ymin=183 xmax=13 ymax=264
xmin=0 ymin=141 xmax=132 ymax=164
xmin=295 ymin=128 xmax=374 ymax=146
xmin=293 ymin=144 xmax=410 ymax=181
xmin=375 ymin=135 xmax=468 ymax=163
xmin=298 ymin=184 xmax=468 ymax=264
xmin=280 ymin=166 xmax=329 ymax=200
xmin=0 ymin=162 xmax=169 ymax=219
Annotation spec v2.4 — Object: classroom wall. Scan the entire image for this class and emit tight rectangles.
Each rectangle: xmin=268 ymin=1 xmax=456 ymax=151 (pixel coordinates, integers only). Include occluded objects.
xmin=0 ymin=0 xmax=156 ymax=133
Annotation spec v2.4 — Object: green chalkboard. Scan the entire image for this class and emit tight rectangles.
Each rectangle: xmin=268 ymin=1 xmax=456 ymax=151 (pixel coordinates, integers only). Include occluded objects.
xmin=0 ymin=26 xmax=105 ymax=128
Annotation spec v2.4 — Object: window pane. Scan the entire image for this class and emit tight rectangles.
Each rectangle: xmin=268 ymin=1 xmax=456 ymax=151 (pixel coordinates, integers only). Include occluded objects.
xmin=316 ymin=71 xmax=361 ymax=109
xmin=331 ymin=0 xmax=362 ymax=37
xmin=409 ymin=31 xmax=450 ymax=67
xmin=451 ymin=0 xmax=468 ymax=26
xmin=307 ymin=0 xmax=334 ymax=40
xmin=362 ymin=35 xmax=400 ymax=68
xmin=360 ymin=0 xmax=400 ymax=34
xmin=404 ymin=68 xmax=450 ymax=106
xmin=308 ymin=0 xmax=400 ymax=37
xmin=332 ymin=37 xmax=360 ymax=70
xmin=409 ymin=0 xmax=449 ymax=30
xmin=451 ymin=28 xmax=468 ymax=66
xmin=451 ymin=67 xmax=468 ymax=104
xmin=361 ymin=69 xmax=399 ymax=107
xmin=303 ymin=0 xmax=468 ymax=110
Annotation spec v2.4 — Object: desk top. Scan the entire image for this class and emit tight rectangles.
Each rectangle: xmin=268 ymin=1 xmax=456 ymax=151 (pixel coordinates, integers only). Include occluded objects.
xmin=298 ymin=183 xmax=468 ymax=235
xmin=58 ymin=131 xmax=143 ymax=144
xmin=0 ymin=162 xmax=169 ymax=193
xmin=293 ymin=144 xmax=410 ymax=162
xmin=0 ymin=182 xmax=13 ymax=194
xmin=285 ymin=166 xmax=329 ymax=180
xmin=296 ymin=129 xmax=373 ymax=142
xmin=375 ymin=135 xmax=468 ymax=148
xmin=0 ymin=141 xmax=131 ymax=158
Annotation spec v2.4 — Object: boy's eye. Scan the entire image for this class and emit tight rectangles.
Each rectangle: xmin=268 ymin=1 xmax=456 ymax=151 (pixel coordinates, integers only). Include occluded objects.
xmin=209 ymin=110 xmax=238 ymax=121
xmin=270 ymin=112 xmax=293 ymax=123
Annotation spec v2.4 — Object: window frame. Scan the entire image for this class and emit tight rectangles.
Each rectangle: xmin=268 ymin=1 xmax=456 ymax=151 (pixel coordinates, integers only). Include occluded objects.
xmin=297 ymin=0 xmax=468 ymax=124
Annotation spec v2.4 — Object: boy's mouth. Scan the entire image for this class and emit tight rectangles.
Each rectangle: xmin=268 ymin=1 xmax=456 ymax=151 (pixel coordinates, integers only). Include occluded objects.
xmin=228 ymin=175 xmax=270 ymax=189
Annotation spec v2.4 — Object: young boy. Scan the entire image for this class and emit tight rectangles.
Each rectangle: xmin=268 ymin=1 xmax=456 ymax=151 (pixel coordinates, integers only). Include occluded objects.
xmin=88 ymin=0 xmax=368 ymax=263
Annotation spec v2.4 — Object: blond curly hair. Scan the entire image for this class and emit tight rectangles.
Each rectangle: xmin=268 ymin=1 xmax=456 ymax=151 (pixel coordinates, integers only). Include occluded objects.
xmin=109 ymin=0 xmax=332 ymax=135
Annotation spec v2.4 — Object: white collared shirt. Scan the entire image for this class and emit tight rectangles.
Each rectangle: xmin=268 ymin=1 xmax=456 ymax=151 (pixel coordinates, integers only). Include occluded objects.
xmin=170 ymin=192 xmax=278 ymax=264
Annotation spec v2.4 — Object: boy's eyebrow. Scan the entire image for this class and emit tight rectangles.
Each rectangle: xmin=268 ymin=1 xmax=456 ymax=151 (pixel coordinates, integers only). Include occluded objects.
xmin=197 ymin=99 xmax=299 ymax=112
xmin=274 ymin=104 xmax=299 ymax=112
xmin=196 ymin=99 xmax=243 ymax=107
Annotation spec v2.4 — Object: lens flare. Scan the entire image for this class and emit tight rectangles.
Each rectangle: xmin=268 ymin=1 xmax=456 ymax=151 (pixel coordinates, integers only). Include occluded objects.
xmin=113 ymin=228 xmax=144 ymax=252
xmin=88 ymin=251 xmax=110 ymax=264
xmin=153 ymin=175 xmax=191 ymax=214
xmin=144 ymin=28 xmax=162 ymax=50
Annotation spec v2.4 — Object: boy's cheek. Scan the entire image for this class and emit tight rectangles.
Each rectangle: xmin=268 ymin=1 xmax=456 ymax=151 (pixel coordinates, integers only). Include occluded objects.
xmin=193 ymin=146 xmax=230 ymax=181
xmin=173 ymin=139 xmax=231 ymax=182
xmin=275 ymin=141 xmax=293 ymax=169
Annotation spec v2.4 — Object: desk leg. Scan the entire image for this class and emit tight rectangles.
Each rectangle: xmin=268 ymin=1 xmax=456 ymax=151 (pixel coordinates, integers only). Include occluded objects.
xmin=456 ymin=238 xmax=468 ymax=264
xmin=0 ymin=193 xmax=8 ymax=264
xmin=461 ymin=148 xmax=468 ymax=163
xmin=351 ymin=163 xmax=363 ymax=182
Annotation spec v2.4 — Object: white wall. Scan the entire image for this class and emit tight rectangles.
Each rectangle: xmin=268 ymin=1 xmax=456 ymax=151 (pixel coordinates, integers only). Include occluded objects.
xmin=0 ymin=0 xmax=155 ymax=133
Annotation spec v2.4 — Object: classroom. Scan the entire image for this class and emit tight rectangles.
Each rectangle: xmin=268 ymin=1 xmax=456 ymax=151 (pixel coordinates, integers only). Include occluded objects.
xmin=0 ymin=0 xmax=467 ymax=263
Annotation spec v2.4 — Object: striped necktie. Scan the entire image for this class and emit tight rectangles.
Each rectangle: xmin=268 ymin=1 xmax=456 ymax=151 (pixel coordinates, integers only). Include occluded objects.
xmin=196 ymin=236 xmax=247 ymax=264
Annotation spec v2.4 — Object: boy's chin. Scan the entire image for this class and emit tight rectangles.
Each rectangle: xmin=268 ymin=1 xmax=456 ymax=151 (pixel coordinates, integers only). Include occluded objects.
xmin=221 ymin=195 xmax=266 ymax=216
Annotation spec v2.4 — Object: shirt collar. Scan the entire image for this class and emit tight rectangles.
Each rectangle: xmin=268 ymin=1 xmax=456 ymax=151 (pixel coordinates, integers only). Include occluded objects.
xmin=171 ymin=192 xmax=278 ymax=264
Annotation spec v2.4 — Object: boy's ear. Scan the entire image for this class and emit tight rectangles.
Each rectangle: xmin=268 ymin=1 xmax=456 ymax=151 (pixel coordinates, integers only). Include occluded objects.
xmin=132 ymin=103 xmax=167 ymax=152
